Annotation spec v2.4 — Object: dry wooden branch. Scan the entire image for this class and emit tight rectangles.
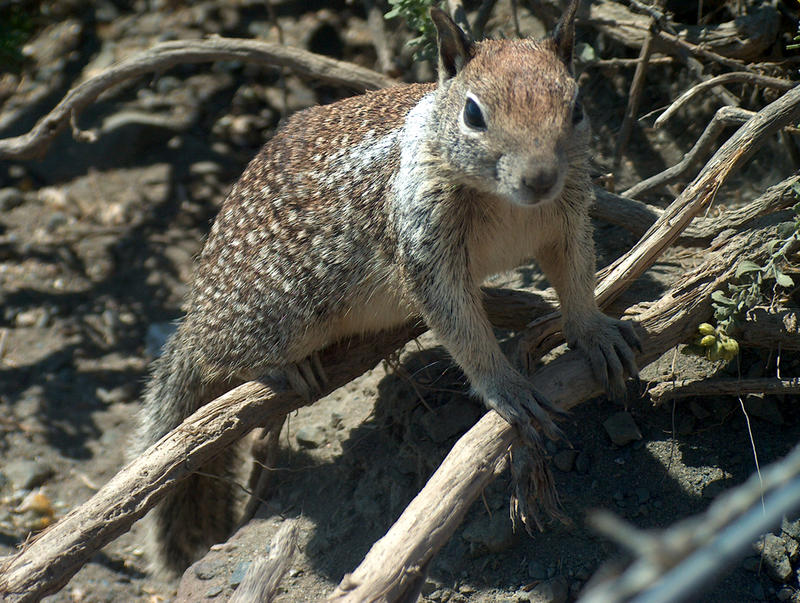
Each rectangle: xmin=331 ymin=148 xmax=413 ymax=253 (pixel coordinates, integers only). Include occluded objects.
xmin=622 ymin=106 xmax=753 ymax=198
xmin=655 ymin=74 xmax=796 ymax=129
xmin=648 ymin=376 xmax=800 ymax=404
xmin=0 ymin=37 xmax=395 ymax=161
xmin=521 ymin=86 xmax=800 ymax=362
xmin=580 ymin=0 xmax=778 ymax=62
xmin=581 ymin=441 xmax=800 ymax=602
xmin=738 ymin=306 xmax=800 ymax=351
xmin=613 ymin=17 xmax=655 ymax=165
xmin=593 ymin=174 xmax=800 ymax=242
xmin=327 ymin=219 xmax=787 ymax=603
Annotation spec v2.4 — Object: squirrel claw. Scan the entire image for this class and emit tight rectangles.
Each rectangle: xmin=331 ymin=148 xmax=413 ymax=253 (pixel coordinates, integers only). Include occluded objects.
xmin=285 ymin=353 xmax=328 ymax=401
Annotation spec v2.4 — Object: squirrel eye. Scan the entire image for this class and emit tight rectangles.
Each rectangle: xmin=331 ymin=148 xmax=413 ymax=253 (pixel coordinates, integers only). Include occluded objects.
xmin=572 ymin=100 xmax=584 ymax=125
xmin=463 ymin=97 xmax=487 ymax=130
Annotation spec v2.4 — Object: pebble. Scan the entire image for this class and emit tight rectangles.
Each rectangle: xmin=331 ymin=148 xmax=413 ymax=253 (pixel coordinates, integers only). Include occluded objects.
xmin=295 ymin=425 xmax=326 ymax=449
xmin=205 ymin=585 xmax=223 ymax=598
xmin=0 ymin=187 xmax=23 ymax=211
xmin=553 ymin=450 xmax=578 ymax=472
xmin=193 ymin=558 xmax=225 ymax=580
xmin=777 ymin=587 xmax=794 ymax=601
xmin=3 ymin=459 xmax=54 ymax=490
xmin=782 ymin=517 xmax=800 ymax=540
xmin=602 ymin=412 xmax=642 ymax=446
xmin=229 ymin=560 xmax=251 ymax=587
xmin=757 ymin=533 xmax=792 ymax=583
xmin=524 ymin=577 xmax=568 ymax=603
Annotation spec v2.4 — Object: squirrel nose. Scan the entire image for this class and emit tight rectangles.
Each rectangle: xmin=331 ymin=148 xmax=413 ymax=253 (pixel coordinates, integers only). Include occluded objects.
xmin=522 ymin=167 xmax=559 ymax=198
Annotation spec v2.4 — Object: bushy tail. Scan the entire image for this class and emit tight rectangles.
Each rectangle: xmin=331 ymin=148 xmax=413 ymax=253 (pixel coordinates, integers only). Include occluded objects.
xmin=135 ymin=324 xmax=240 ymax=576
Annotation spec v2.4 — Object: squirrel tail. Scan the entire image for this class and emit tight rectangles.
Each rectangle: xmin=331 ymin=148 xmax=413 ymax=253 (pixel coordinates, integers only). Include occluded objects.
xmin=136 ymin=322 xmax=240 ymax=577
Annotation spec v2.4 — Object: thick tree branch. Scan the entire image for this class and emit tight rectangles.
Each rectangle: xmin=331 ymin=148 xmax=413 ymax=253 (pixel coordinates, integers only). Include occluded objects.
xmin=0 ymin=37 xmax=396 ymax=161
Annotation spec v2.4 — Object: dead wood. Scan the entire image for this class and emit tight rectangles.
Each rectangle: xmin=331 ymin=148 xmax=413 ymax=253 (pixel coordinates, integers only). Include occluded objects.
xmin=0 ymin=37 xmax=395 ymax=161
xmin=655 ymin=73 xmax=796 ymax=129
xmin=613 ymin=17 xmax=655 ymax=165
xmin=738 ymin=306 xmax=800 ymax=351
xmin=622 ymin=106 xmax=753 ymax=198
xmin=327 ymin=218 xmax=789 ymax=603
xmin=580 ymin=1 xmax=778 ymax=62
xmin=593 ymin=175 xmax=800 ymax=243
xmin=648 ymin=376 xmax=800 ymax=404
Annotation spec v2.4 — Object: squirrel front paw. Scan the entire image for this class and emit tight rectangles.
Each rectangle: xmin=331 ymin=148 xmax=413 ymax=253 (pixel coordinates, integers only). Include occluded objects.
xmin=482 ymin=374 xmax=567 ymax=446
xmin=565 ymin=313 xmax=641 ymax=399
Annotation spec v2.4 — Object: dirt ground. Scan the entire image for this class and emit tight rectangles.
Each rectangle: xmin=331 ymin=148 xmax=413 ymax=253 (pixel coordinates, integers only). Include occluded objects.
xmin=1 ymin=1 xmax=799 ymax=602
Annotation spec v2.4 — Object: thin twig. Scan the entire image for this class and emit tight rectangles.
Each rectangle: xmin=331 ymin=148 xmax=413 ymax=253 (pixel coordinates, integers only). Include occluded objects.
xmin=655 ymin=73 xmax=796 ymax=128
xmin=614 ymin=19 xmax=656 ymax=165
xmin=623 ymin=106 xmax=753 ymax=198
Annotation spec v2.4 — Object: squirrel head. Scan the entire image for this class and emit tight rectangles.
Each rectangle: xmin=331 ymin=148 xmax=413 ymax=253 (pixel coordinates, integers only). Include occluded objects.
xmin=429 ymin=0 xmax=587 ymax=207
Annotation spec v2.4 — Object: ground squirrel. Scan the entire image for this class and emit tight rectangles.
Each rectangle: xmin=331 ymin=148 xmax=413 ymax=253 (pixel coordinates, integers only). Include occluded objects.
xmin=137 ymin=0 xmax=640 ymax=575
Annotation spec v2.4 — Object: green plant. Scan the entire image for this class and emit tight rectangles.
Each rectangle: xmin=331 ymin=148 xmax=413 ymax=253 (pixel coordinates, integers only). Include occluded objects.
xmin=385 ymin=0 xmax=440 ymax=61
xmin=0 ymin=4 xmax=33 ymax=74
xmin=685 ymin=187 xmax=800 ymax=362
xmin=788 ymin=21 xmax=800 ymax=51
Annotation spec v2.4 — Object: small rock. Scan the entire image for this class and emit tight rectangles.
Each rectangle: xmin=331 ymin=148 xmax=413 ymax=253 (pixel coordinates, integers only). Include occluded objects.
xmin=527 ymin=560 xmax=548 ymax=580
xmin=603 ymin=412 xmax=642 ymax=446
xmin=420 ymin=578 xmax=441 ymax=596
xmin=782 ymin=517 xmax=800 ymax=540
xmin=193 ymin=558 xmax=225 ymax=580
xmin=784 ymin=537 xmax=799 ymax=562
xmin=462 ymin=511 xmax=516 ymax=554
xmin=777 ymin=587 xmax=794 ymax=601
xmin=295 ymin=425 xmax=327 ymax=449
xmin=553 ymin=450 xmax=578 ymax=472
xmin=458 ymin=584 xmax=476 ymax=594
xmin=526 ymin=576 xmax=568 ymax=603
xmin=574 ymin=450 xmax=591 ymax=474
xmin=756 ymin=533 xmax=792 ymax=583
xmin=3 ymin=459 xmax=54 ymax=490
xmin=0 ymin=187 xmax=23 ymax=211
xmin=229 ymin=561 xmax=251 ymax=587
xmin=205 ymin=585 xmax=223 ymax=598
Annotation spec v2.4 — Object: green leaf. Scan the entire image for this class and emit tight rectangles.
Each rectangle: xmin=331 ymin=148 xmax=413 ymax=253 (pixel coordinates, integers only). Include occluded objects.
xmin=776 ymin=272 xmax=795 ymax=288
xmin=711 ymin=290 xmax=735 ymax=305
xmin=735 ymin=260 xmax=763 ymax=279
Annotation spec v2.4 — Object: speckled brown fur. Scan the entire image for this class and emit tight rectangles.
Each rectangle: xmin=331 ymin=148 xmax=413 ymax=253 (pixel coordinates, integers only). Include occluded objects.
xmin=136 ymin=1 xmax=639 ymax=576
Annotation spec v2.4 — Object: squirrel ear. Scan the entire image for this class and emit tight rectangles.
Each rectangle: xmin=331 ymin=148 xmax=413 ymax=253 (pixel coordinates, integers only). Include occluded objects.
xmin=552 ymin=0 xmax=579 ymax=70
xmin=430 ymin=8 xmax=474 ymax=83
